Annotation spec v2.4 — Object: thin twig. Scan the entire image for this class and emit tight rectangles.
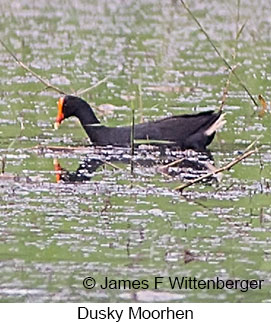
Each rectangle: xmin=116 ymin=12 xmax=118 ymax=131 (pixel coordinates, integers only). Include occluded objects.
xmin=219 ymin=66 xmax=236 ymax=112
xmin=0 ymin=39 xmax=67 ymax=95
xmin=75 ymin=75 xmax=110 ymax=96
xmin=7 ymin=115 xmax=26 ymax=150
xmin=159 ymin=158 xmax=186 ymax=170
xmin=174 ymin=149 xmax=256 ymax=192
xmin=0 ymin=39 xmax=110 ymax=98
xmin=175 ymin=136 xmax=261 ymax=191
xmin=1 ymin=156 xmax=6 ymax=174
xmin=179 ymin=0 xmax=259 ymax=108
xmin=219 ymin=75 xmax=231 ymax=112
xmin=157 ymin=158 xmax=186 ymax=178
xmin=243 ymin=135 xmax=263 ymax=152
xmin=31 ymin=145 xmax=91 ymax=153
xmin=1 ymin=115 xmax=26 ymax=174
xmin=130 ymin=100 xmax=135 ymax=175
xmin=219 ymin=2 xmax=247 ymax=112
xmin=137 ymin=82 xmax=144 ymax=123
xmin=104 ymin=161 xmax=122 ymax=170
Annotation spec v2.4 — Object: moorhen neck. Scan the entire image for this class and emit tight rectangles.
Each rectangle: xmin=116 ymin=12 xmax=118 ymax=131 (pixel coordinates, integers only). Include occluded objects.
xmin=54 ymin=95 xmax=225 ymax=151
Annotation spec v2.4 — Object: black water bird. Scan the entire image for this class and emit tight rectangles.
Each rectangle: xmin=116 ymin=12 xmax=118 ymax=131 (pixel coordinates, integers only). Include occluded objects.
xmin=55 ymin=95 xmax=225 ymax=151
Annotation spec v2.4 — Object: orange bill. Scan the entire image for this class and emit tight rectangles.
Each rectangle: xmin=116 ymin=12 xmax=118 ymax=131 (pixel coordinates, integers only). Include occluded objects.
xmin=54 ymin=97 xmax=65 ymax=129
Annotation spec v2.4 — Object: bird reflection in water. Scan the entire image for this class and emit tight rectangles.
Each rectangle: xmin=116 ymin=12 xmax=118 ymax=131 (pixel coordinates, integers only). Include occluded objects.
xmin=53 ymin=146 xmax=219 ymax=184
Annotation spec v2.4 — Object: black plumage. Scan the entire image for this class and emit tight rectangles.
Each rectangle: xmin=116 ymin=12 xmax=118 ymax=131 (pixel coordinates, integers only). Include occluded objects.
xmin=55 ymin=95 xmax=224 ymax=151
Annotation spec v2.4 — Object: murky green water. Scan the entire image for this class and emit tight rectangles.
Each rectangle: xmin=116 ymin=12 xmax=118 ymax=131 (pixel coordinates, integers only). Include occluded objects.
xmin=1 ymin=0 xmax=271 ymax=302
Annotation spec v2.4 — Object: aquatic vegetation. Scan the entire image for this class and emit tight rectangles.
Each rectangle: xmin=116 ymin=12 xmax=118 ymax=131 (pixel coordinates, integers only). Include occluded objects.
xmin=0 ymin=0 xmax=271 ymax=303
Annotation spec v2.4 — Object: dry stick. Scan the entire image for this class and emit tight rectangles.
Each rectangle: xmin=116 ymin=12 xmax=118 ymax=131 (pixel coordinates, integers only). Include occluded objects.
xmin=236 ymin=0 xmax=241 ymax=34
xmin=1 ymin=156 xmax=6 ymax=174
xmin=130 ymin=100 xmax=135 ymax=175
xmin=175 ymin=135 xmax=262 ymax=191
xmin=0 ymin=39 xmax=111 ymax=98
xmin=1 ymin=115 xmax=26 ymax=174
xmin=0 ymin=39 xmax=67 ymax=95
xmin=243 ymin=134 xmax=262 ymax=152
xmin=179 ymin=0 xmax=259 ymax=108
xmin=32 ymin=145 xmax=91 ymax=152
xmin=218 ymin=13 xmax=246 ymax=112
xmin=104 ymin=161 xmax=122 ymax=170
xmin=219 ymin=68 xmax=234 ymax=112
xmin=157 ymin=158 xmax=186 ymax=179
xmin=218 ymin=9 xmax=243 ymax=111
xmin=76 ymin=75 xmax=110 ymax=96
xmin=174 ymin=149 xmax=256 ymax=192
xmin=159 ymin=158 xmax=186 ymax=170
xmin=218 ymin=63 xmax=239 ymax=112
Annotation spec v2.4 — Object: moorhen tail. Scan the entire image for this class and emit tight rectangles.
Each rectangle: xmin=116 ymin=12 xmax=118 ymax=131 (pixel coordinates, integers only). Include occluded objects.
xmin=55 ymin=95 xmax=225 ymax=151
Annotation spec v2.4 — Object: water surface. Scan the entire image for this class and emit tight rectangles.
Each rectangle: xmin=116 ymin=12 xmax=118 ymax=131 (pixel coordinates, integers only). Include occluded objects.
xmin=0 ymin=0 xmax=271 ymax=302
